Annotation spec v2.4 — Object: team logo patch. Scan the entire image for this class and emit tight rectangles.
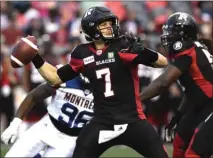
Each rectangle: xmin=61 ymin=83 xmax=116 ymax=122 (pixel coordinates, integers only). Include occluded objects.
xmin=108 ymin=52 xmax=114 ymax=59
xmin=84 ymin=89 xmax=91 ymax=96
xmin=173 ymin=41 xmax=182 ymax=50
xmin=96 ymin=50 xmax=102 ymax=55
xmin=83 ymin=56 xmax=95 ymax=65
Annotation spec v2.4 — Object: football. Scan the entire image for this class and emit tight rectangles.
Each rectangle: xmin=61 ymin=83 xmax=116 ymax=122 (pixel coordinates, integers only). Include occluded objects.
xmin=10 ymin=36 xmax=38 ymax=68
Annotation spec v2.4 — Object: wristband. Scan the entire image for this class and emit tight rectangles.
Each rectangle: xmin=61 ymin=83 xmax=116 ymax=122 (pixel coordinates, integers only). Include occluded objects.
xmin=32 ymin=54 xmax=45 ymax=69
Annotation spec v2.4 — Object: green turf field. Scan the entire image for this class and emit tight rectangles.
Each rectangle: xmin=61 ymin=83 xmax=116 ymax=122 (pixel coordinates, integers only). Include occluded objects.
xmin=1 ymin=143 xmax=173 ymax=157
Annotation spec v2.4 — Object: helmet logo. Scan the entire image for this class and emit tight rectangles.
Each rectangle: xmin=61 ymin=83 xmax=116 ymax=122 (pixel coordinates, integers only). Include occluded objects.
xmin=84 ymin=8 xmax=94 ymax=18
xmin=178 ymin=13 xmax=188 ymax=21
xmin=163 ymin=25 xmax=168 ymax=29
xmin=173 ymin=41 xmax=182 ymax=50
xmin=84 ymin=89 xmax=91 ymax=96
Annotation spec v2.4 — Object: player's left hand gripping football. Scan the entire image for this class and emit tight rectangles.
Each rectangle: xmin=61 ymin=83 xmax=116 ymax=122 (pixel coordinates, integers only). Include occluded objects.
xmin=165 ymin=111 xmax=182 ymax=142
xmin=1 ymin=118 xmax=22 ymax=144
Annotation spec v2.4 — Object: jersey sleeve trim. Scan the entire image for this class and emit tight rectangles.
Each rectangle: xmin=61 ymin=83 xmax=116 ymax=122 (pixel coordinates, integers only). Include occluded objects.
xmin=69 ymin=58 xmax=84 ymax=73
xmin=57 ymin=64 xmax=78 ymax=83
xmin=175 ymin=46 xmax=195 ymax=58
xmin=118 ymin=52 xmax=137 ymax=64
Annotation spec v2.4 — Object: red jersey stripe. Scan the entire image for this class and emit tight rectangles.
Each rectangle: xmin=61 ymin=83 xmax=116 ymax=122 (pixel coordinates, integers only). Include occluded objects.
xmin=69 ymin=57 xmax=84 ymax=73
xmin=130 ymin=65 xmax=146 ymax=120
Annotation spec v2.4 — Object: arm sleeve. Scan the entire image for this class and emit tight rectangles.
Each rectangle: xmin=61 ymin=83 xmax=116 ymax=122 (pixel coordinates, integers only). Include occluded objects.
xmin=118 ymin=47 xmax=158 ymax=66
xmin=57 ymin=46 xmax=83 ymax=82
xmin=171 ymin=55 xmax=192 ymax=72
xmin=69 ymin=46 xmax=84 ymax=72
xmin=132 ymin=47 xmax=158 ymax=65
xmin=57 ymin=64 xmax=78 ymax=82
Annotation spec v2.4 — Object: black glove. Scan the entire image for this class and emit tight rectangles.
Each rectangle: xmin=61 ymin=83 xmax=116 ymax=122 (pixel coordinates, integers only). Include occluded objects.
xmin=129 ymin=38 xmax=145 ymax=54
xmin=123 ymin=32 xmax=144 ymax=53
xmin=124 ymin=32 xmax=137 ymax=44
xmin=165 ymin=111 xmax=183 ymax=142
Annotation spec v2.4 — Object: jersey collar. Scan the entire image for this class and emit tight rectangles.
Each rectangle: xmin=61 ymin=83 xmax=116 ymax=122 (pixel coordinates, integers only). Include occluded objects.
xmin=88 ymin=43 xmax=109 ymax=56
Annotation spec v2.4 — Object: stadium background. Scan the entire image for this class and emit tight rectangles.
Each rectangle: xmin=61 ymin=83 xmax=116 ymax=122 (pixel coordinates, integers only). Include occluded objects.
xmin=0 ymin=1 xmax=212 ymax=157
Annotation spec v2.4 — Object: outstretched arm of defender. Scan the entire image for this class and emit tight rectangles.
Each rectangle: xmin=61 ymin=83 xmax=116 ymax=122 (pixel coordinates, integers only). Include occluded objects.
xmin=1 ymin=82 xmax=55 ymax=144
xmin=15 ymin=82 xmax=54 ymax=119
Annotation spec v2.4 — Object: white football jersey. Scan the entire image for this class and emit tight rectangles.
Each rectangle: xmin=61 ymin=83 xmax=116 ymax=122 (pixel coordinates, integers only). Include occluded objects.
xmin=5 ymin=77 xmax=93 ymax=158
xmin=47 ymin=78 xmax=94 ymax=128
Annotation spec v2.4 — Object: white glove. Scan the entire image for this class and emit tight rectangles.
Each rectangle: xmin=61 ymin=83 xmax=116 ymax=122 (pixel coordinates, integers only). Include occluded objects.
xmin=1 ymin=118 xmax=22 ymax=144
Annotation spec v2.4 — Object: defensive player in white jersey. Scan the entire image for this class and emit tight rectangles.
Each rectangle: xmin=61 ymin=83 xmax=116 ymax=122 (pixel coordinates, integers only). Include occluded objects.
xmin=1 ymin=74 xmax=93 ymax=157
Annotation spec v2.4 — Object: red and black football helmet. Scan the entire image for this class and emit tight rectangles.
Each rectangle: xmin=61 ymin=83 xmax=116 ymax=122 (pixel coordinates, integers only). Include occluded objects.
xmin=161 ymin=12 xmax=199 ymax=54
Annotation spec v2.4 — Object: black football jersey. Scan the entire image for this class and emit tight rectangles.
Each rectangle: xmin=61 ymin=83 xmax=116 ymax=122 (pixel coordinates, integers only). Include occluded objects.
xmin=172 ymin=41 xmax=213 ymax=108
xmin=68 ymin=36 xmax=158 ymax=124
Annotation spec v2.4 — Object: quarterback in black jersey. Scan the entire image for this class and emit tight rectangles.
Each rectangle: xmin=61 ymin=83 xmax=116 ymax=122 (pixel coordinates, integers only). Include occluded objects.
xmin=26 ymin=6 xmax=168 ymax=158
xmin=140 ymin=12 xmax=213 ymax=158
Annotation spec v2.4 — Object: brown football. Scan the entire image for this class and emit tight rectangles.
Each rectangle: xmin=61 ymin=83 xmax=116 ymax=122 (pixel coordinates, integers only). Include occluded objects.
xmin=11 ymin=36 xmax=38 ymax=68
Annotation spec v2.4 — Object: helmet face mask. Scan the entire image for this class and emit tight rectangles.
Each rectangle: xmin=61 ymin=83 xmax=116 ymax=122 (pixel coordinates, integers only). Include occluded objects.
xmin=161 ymin=25 xmax=182 ymax=47
xmin=81 ymin=6 xmax=119 ymax=43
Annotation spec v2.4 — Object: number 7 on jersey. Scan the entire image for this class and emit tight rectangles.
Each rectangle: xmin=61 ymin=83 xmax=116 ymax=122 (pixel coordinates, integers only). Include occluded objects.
xmin=96 ymin=68 xmax=114 ymax=97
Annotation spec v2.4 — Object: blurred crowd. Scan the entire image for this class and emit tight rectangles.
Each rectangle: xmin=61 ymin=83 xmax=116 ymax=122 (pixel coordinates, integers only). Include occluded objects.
xmin=1 ymin=1 xmax=212 ymax=139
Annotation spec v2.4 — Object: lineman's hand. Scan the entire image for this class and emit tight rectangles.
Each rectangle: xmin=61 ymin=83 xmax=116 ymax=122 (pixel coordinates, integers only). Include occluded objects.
xmin=165 ymin=111 xmax=183 ymax=142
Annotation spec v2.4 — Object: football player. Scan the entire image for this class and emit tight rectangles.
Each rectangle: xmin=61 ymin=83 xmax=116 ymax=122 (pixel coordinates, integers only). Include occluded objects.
xmin=140 ymin=12 xmax=213 ymax=158
xmin=17 ymin=6 xmax=168 ymax=158
xmin=1 ymin=73 xmax=93 ymax=157
xmin=185 ymin=39 xmax=213 ymax=158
